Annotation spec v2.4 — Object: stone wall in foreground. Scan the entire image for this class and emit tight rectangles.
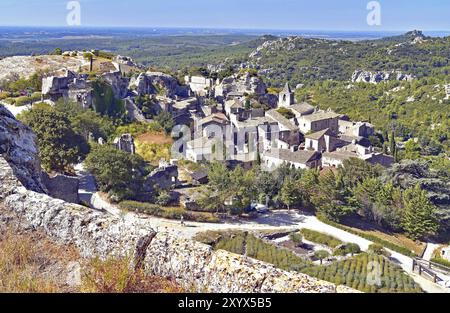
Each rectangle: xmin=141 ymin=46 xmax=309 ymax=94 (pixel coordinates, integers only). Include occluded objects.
xmin=0 ymin=156 xmax=357 ymax=293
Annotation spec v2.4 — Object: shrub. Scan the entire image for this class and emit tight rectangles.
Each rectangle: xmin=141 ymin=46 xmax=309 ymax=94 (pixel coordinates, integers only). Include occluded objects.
xmin=276 ymin=107 xmax=295 ymax=119
xmin=333 ymin=243 xmax=361 ymax=256
xmin=431 ymin=257 xmax=450 ymax=268
xmin=302 ymin=253 xmax=422 ymax=293
xmin=119 ymin=201 xmax=220 ymax=223
xmin=314 ymin=250 xmax=330 ymax=264
xmin=368 ymin=244 xmax=385 ymax=255
xmin=155 ymin=190 xmax=172 ymax=206
xmin=300 ymin=229 xmax=343 ymax=248
xmin=0 ymin=91 xmax=9 ymax=100
xmin=212 ymin=231 xmax=312 ymax=272
xmin=289 ymin=232 xmax=303 ymax=244
xmin=14 ymin=96 xmax=32 ymax=106
xmin=317 ymin=216 xmax=416 ymax=257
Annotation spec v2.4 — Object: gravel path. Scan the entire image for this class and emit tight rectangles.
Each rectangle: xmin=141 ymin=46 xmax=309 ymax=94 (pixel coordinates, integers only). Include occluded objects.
xmin=0 ymin=102 xmax=31 ymax=117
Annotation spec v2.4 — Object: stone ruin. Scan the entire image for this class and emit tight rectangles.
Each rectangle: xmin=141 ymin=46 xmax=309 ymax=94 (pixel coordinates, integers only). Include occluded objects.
xmin=140 ymin=160 xmax=179 ymax=201
xmin=42 ymin=69 xmax=93 ymax=108
xmin=114 ymin=133 xmax=136 ymax=154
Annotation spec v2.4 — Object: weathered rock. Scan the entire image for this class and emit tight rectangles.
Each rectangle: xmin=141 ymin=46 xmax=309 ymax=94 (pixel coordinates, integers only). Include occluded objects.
xmin=0 ymin=104 xmax=47 ymax=193
xmin=41 ymin=172 xmax=80 ymax=204
xmin=351 ymin=70 xmax=415 ymax=84
xmin=0 ymin=55 xmax=87 ymax=82
xmin=129 ymin=72 xmax=190 ymax=98
xmin=124 ymin=97 xmax=147 ymax=122
xmin=101 ymin=70 xmax=130 ymax=99
xmin=215 ymin=72 xmax=267 ymax=100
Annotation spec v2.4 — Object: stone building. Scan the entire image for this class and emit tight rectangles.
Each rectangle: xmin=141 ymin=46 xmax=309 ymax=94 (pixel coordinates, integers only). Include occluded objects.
xmin=262 ymin=148 xmax=321 ymax=170
xmin=278 ymin=83 xmax=295 ymax=107
xmin=185 ymin=76 xmax=214 ymax=95
xmin=114 ymin=134 xmax=136 ymax=154
xmin=297 ymin=110 xmax=340 ymax=134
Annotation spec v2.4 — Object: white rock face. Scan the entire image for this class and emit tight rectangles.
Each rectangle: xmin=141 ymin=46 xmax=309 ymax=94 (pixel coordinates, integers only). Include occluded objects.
xmin=129 ymin=72 xmax=190 ymax=98
xmin=351 ymin=70 xmax=415 ymax=84
xmin=0 ymin=55 xmax=87 ymax=81
xmin=215 ymin=72 xmax=267 ymax=98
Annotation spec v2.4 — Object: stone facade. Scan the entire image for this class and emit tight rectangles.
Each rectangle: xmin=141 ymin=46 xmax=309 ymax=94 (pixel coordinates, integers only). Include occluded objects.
xmin=278 ymin=83 xmax=295 ymax=108
xmin=142 ymin=160 xmax=179 ymax=196
xmin=185 ymin=76 xmax=214 ymax=95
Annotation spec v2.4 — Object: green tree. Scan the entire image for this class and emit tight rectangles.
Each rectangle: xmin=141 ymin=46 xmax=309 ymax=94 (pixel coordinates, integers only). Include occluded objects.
xmin=52 ymin=48 xmax=62 ymax=55
xmin=314 ymin=250 xmax=330 ymax=265
xmin=85 ymin=144 xmax=146 ymax=201
xmin=92 ymin=79 xmax=125 ymax=120
xmin=54 ymin=99 xmax=115 ymax=142
xmin=401 ymin=185 xmax=439 ymax=240
xmin=154 ymin=111 xmax=175 ymax=135
xmin=280 ymin=178 xmax=301 ymax=210
xmin=404 ymin=139 xmax=421 ymax=160
xmin=19 ymin=107 xmax=88 ymax=173
xmin=311 ymin=171 xmax=347 ymax=221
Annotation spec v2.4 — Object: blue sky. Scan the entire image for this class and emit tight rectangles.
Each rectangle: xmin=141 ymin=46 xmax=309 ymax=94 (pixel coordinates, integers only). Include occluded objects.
xmin=1 ymin=0 xmax=450 ymax=31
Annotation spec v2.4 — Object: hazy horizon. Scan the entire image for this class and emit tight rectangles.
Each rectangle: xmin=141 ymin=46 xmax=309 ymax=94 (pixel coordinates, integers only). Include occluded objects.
xmin=2 ymin=0 xmax=450 ymax=31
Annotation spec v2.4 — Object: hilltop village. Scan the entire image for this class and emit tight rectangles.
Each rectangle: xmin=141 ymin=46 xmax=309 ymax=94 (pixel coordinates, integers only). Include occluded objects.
xmin=31 ymin=52 xmax=393 ymax=171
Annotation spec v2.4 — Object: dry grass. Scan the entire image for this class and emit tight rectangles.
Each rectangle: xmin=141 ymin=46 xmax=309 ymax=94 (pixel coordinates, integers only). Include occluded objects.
xmin=137 ymin=132 xmax=174 ymax=145
xmin=0 ymin=229 xmax=183 ymax=293
xmin=0 ymin=230 xmax=79 ymax=293
xmin=81 ymin=257 xmax=184 ymax=293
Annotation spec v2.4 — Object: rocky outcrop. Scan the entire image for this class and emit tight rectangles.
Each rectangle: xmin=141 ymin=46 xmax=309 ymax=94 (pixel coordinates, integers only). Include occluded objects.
xmin=101 ymin=71 xmax=130 ymax=99
xmin=124 ymin=98 xmax=147 ymax=122
xmin=129 ymin=72 xmax=190 ymax=99
xmin=0 ymin=104 xmax=47 ymax=193
xmin=215 ymin=72 xmax=267 ymax=99
xmin=351 ymin=70 xmax=415 ymax=84
xmin=0 ymin=55 xmax=87 ymax=82
xmin=0 ymin=155 xmax=356 ymax=293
